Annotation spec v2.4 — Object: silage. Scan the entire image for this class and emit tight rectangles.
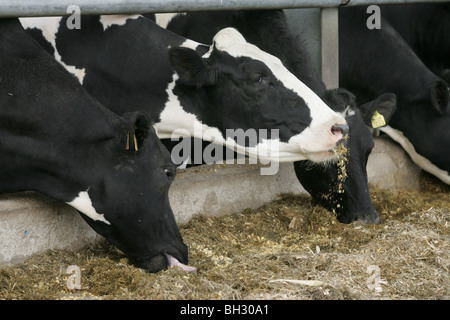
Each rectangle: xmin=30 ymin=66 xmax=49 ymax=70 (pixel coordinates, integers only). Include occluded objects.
xmin=0 ymin=171 xmax=448 ymax=300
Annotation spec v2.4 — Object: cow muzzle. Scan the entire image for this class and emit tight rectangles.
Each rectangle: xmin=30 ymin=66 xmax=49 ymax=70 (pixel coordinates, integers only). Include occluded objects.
xmin=134 ymin=253 xmax=197 ymax=273
xmin=331 ymin=123 xmax=349 ymax=142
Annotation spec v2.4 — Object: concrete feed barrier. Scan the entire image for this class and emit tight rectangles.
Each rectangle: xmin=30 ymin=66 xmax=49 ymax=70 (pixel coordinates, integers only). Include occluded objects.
xmin=0 ymin=137 xmax=422 ymax=266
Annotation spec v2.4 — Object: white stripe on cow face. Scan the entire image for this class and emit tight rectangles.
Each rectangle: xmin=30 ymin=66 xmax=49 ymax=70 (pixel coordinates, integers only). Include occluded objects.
xmin=67 ymin=190 xmax=111 ymax=225
xmin=210 ymin=28 xmax=347 ymax=156
xmin=20 ymin=17 xmax=86 ymax=84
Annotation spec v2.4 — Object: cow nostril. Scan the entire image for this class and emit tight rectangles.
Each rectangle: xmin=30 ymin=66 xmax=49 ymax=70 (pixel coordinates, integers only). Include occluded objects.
xmin=331 ymin=124 xmax=349 ymax=137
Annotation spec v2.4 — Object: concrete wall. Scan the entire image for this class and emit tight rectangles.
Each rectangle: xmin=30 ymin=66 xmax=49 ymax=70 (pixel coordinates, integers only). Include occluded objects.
xmin=0 ymin=136 xmax=422 ymax=266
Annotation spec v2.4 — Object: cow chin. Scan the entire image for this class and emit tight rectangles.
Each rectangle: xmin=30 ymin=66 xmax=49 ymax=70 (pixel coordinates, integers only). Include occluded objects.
xmin=338 ymin=210 xmax=381 ymax=225
xmin=133 ymin=253 xmax=170 ymax=273
xmin=306 ymin=149 xmax=341 ymax=164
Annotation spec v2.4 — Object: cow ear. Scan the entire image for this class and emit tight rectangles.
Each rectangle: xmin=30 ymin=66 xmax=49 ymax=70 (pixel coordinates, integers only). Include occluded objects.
xmin=358 ymin=93 xmax=397 ymax=128
xmin=168 ymin=47 xmax=217 ymax=88
xmin=320 ymin=88 xmax=356 ymax=114
xmin=430 ymin=79 xmax=450 ymax=115
xmin=121 ymin=111 xmax=151 ymax=152
xmin=334 ymin=89 xmax=356 ymax=116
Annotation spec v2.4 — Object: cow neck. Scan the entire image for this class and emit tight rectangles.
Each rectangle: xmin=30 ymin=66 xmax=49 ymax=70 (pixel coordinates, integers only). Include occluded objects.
xmin=70 ymin=16 xmax=207 ymax=124
xmin=0 ymin=20 xmax=120 ymax=196
xmin=340 ymin=11 xmax=436 ymax=112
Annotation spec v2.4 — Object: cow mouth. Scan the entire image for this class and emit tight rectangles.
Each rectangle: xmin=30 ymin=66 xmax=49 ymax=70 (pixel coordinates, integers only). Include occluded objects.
xmin=308 ymin=137 xmax=349 ymax=163
xmin=165 ymin=254 xmax=197 ymax=273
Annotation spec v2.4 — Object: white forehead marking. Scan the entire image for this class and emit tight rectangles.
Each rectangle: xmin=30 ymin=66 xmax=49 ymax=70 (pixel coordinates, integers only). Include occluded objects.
xmin=67 ymin=190 xmax=111 ymax=225
xmin=212 ymin=28 xmax=321 ymax=103
xmin=99 ymin=14 xmax=141 ymax=31
xmin=155 ymin=13 xmax=186 ymax=29
xmin=19 ymin=17 xmax=86 ymax=84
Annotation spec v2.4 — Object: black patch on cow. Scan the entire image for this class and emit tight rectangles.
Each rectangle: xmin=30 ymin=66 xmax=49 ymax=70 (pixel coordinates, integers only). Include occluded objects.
xmin=23 ymin=28 xmax=55 ymax=57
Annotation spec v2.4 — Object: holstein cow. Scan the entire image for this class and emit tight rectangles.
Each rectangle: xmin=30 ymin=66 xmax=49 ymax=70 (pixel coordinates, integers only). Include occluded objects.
xmin=153 ymin=10 xmax=396 ymax=224
xmin=339 ymin=7 xmax=450 ymax=185
xmin=20 ymin=15 xmax=348 ymax=167
xmin=0 ymin=18 xmax=195 ymax=273
xmin=297 ymin=90 xmax=396 ymax=223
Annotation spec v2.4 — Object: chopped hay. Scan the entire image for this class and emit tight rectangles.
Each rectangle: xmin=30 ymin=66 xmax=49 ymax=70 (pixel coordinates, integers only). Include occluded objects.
xmin=0 ymin=171 xmax=448 ymax=300
xmin=322 ymin=142 xmax=349 ymax=214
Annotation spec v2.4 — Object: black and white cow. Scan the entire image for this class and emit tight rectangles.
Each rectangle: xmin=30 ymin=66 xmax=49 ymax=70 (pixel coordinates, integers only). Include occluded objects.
xmin=339 ymin=6 xmax=450 ymax=185
xmin=154 ymin=10 xmax=396 ymax=224
xmin=0 ymin=18 xmax=195 ymax=273
xmin=296 ymin=91 xmax=396 ymax=223
xmin=20 ymin=15 xmax=348 ymax=165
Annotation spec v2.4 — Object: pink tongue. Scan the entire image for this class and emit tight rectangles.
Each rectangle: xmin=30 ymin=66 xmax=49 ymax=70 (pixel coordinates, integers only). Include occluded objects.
xmin=166 ymin=254 xmax=197 ymax=273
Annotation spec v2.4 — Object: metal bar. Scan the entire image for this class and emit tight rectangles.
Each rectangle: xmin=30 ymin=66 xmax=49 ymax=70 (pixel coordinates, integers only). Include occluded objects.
xmin=0 ymin=0 xmax=342 ymax=17
xmin=321 ymin=8 xmax=339 ymax=89
xmin=2 ymin=0 xmax=448 ymax=18
xmin=346 ymin=0 xmax=449 ymax=5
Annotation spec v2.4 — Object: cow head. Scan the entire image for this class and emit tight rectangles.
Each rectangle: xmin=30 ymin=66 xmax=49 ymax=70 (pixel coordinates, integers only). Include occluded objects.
xmin=70 ymin=112 xmax=190 ymax=273
xmin=0 ymin=18 xmax=191 ymax=273
xmin=168 ymin=28 xmax=348 ymax=163
xmin=294 ymin=89 xmax=397 ymax=224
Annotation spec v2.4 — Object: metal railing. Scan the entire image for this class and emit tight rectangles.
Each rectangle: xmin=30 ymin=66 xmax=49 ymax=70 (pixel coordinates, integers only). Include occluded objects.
xmin=1 ymin=0 xmax=446 ymax=87
xmin=0 ymin=0 xmax=447 ymax=17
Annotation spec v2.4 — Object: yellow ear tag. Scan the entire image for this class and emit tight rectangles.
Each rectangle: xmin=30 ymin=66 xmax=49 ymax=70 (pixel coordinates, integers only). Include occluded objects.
xmin=125 ymin=132 xmax=130 ymax=150
xmin=133 ymin=133 xmax=138 ymax=151
xmin=371 ymin=110 xmax=386 ymax=128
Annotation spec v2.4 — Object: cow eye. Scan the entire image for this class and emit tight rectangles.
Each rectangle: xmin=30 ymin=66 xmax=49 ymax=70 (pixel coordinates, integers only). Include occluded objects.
xmin=255 ymin=75 xmax=272 ymax=87
xmin=164 ymin=168 xmax=175 ymax=181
